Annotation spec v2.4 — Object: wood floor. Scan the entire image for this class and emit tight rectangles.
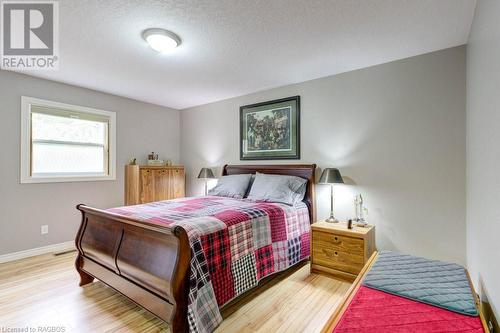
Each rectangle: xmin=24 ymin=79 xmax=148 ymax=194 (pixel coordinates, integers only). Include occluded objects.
xmin=0 ymin=251 xmax=350 ymax=333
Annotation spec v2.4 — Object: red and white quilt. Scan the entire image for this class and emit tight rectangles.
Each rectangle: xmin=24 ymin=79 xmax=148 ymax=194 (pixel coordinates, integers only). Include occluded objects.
xmin=108 ymin=196 xmax=311 ymax=333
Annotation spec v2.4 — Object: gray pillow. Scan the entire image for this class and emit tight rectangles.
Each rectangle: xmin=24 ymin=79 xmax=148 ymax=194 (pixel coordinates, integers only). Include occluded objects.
xmin=247 ymin=172 xmax=307 ymax=205
xmin=208 ymin=174 xmax=252 ymax=199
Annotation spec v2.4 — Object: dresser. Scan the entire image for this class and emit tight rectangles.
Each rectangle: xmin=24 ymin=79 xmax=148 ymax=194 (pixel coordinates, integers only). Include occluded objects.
xmin=124 ymin=165 xmax=185 ymax=205
xmin=311 ymin=221 xmax=375 ymax=282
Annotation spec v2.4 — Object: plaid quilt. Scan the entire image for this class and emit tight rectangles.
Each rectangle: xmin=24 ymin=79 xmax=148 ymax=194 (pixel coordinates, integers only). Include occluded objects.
xmin=108 ymin=196 xmax=311 ymax=333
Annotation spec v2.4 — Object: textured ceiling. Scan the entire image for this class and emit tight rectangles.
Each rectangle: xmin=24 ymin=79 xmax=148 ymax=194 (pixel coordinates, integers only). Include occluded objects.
xmin=19 ymin=0 xmax=476 ymax=109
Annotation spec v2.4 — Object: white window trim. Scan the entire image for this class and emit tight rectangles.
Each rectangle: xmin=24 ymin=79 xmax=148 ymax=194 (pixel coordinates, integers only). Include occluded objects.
xmin=20 ymin=96 xmax=116 ymax=184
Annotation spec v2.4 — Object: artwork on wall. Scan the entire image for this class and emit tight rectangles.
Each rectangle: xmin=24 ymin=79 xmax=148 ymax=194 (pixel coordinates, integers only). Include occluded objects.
xmin=240 ymin=96 xmax=300 ymax=160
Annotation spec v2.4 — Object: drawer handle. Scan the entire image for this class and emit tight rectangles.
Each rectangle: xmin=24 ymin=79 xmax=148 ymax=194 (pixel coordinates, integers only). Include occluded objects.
xmin=332 ymin=236 xmax=340 ymax=244
xmin=322 ymin=249 xmax=340 ymax=258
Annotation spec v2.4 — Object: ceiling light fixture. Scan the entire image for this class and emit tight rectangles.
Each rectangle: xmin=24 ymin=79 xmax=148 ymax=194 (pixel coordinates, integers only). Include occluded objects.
xmin=142 ymin=28 xmax=181 ymax=53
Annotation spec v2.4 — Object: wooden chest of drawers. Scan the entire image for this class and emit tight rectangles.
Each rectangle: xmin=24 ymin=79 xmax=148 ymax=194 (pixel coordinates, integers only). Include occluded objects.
xmin=124 ymin=165 xmax=185 ymax=205
xmin=311 ymin=221 xmax=375 ymax=282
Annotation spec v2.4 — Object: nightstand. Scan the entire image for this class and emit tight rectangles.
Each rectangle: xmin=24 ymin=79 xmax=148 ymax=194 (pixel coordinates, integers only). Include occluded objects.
xmin=310 ymin=221 xmax=376 ymax=282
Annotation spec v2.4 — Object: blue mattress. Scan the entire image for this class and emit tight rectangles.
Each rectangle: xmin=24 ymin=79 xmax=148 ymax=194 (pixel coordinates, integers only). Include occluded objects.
xmin=362 ymin=251 xmax=478 ymax=316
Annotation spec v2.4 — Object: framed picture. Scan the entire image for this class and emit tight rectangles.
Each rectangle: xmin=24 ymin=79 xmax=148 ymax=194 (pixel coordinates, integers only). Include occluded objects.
xmin=240 ymin=96 xmax=300 ymax=160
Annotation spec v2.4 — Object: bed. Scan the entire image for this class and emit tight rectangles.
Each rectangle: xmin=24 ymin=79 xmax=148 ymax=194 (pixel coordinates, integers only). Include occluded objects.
xmin=322 ymin=251 xmax=490 ymax=333
xmin=75 ymin=164 xmax=316 ymax=333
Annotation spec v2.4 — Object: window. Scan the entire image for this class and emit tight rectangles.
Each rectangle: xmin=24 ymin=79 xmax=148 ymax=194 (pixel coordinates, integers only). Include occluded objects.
xmin=21 ymin=96 xmax=116 ymax=183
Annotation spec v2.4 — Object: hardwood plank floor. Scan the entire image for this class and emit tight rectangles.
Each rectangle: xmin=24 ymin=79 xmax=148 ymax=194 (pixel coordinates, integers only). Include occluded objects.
xmin=0 ymin=251 xmax=350 ymax=333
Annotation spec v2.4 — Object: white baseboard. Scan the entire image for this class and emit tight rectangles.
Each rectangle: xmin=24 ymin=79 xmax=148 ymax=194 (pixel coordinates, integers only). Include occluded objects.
xmin=0 ymin=241 xmax=75 ymax=264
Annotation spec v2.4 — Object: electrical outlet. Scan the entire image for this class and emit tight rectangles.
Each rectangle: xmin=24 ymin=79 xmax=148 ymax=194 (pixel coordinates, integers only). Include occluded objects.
xmin=41 ymin=225 xmax=49 ymax=235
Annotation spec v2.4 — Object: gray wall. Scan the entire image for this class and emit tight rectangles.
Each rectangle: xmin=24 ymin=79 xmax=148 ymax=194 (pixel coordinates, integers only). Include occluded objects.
xmin=0 ymin=70 xmax=180 ymax=255
xmin=467 ymin=0 xmax=500 ymax=319
xmin=181 ymin=46 xmax=466 ymax=265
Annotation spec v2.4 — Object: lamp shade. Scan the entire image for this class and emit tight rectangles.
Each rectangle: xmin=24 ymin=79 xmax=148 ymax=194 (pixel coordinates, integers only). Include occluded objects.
xmin=319 ymin=168 xmax=344 ymax=184
xmin=197 ymin=167 xmax=215 ymax=179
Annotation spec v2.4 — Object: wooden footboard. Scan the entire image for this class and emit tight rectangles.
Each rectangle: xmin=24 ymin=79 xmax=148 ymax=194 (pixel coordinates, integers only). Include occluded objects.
xmin=75 ymin=204 xmax=191 ymax=333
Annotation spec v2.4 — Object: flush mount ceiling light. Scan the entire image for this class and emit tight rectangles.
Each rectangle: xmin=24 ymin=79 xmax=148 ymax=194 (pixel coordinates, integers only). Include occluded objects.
xmin=142 ymin=28 xmax=181 ymax=53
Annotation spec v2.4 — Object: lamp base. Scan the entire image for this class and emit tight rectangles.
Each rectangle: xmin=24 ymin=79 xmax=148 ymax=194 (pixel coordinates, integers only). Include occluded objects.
xmin=325 ymin=216 xmax=339 ymax=223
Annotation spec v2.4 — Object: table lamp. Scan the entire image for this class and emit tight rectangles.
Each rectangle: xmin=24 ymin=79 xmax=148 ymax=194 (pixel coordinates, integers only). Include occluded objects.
xmin=319 ymin=168 xmax=344 ymax=223
xmin=197 ymin=167 xmax=215 ymax=195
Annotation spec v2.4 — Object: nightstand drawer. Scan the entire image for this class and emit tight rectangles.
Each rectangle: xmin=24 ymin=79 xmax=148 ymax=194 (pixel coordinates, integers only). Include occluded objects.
xmin=312 ymin=231 xmax=364 ymax=255
xmin=312 ymin=247 xmax=364 ymax=275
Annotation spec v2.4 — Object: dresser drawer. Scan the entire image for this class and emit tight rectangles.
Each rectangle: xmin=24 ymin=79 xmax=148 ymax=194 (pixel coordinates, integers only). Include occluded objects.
xmin=312 ymin=247 xmax=364 ymax=275
xmin=312 ymin=231 xmax=364 ymax=255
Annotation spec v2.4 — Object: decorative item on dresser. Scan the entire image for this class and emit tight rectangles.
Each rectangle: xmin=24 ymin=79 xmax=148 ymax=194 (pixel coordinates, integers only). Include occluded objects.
xmin=354 ymin=194 xmax=368 ymax=225
xmin=318 ymin=168 xmax=344 ymax=223
xmin=124 ymin=165 xmax=185 ymax=205
xmin=311 ymin=221 xmax=375 ymax=282
xmin=197 ymin=167 xmax=215 ymax=195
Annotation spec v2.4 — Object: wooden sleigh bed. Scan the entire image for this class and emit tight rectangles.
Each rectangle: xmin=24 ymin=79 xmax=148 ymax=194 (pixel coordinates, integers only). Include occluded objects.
xmin=321 ymin=251 xmax=491 ymax=333
xmin=75 ymin=164 xmax=316 ymax=333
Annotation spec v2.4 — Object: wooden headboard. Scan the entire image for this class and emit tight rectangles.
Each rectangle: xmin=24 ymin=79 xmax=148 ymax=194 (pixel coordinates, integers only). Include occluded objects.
xmin=222 ymin=164 xmax=317 ymax=223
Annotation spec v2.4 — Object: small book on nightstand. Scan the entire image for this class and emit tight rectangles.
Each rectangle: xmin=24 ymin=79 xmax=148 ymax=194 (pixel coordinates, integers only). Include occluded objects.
xmin=310 ymin=221 xmax=376 ymax=282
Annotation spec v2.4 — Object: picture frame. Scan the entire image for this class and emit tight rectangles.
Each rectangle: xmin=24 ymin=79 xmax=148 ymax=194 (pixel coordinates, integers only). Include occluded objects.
xmin=240 ymin=96 xmax=300 ymax=160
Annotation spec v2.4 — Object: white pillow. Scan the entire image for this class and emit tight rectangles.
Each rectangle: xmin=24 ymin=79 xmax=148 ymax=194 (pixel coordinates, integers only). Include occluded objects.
xmin=247 ymin=172 xmax=307 ymax=205
xmin=208 ymin=174 xmax=252 ymax=199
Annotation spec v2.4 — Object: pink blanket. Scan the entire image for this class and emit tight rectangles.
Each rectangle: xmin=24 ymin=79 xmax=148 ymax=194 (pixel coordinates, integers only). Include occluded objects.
xmin=334 ymin=286 xmax=484 ymax=333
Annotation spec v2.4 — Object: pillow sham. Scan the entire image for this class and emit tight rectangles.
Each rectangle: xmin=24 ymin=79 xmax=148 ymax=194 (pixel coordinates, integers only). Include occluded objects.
xmin=208 ymin=174 xmax=252 ymax=199
xmin=247 ymin=172 xmax=307 ymax=205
